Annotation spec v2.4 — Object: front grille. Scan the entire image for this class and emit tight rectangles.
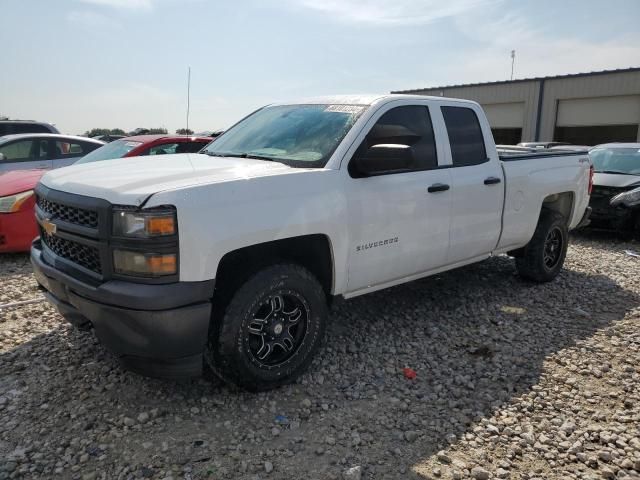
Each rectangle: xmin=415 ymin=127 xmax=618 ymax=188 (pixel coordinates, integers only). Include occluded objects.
xmin=40 ymin=229 xmax=102 ymax=274
xmin=37 ymin=195 xmax=98 ymax=229
xmin=590 ymin=186 xmax=625 ymax=212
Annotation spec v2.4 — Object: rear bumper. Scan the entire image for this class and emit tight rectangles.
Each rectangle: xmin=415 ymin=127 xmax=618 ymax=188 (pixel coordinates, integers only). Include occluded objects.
xmin=31 ymin=240 xmax=214 ymax=378
xmin=575 ymin=206 xmax=592 ymax=229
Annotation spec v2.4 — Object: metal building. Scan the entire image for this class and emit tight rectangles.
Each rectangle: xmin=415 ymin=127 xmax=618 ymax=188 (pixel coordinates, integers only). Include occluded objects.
xmin=392 ymin=67 xmax=640 ymax=146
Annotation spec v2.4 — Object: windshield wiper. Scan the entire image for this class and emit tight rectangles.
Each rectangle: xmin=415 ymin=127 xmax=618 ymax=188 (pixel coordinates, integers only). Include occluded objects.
xmin=204 ymin=151 xmax=279 ymax=162
xmin=594 ymin=170 xmax=636 ymax=175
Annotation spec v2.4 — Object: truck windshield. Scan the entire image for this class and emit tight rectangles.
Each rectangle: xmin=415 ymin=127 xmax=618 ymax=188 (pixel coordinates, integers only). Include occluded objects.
xmin=590 ymin=147 xmax=640 ymax=175
xmin=202 ymin=104 xmax=366 ymax=168
xmin=75 ymin=140 xmax=142 ymax=164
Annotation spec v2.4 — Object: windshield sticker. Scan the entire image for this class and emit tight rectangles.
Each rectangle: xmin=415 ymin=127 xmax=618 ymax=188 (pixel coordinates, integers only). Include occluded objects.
xmin=324 ymin=105 xmax=365 ymax=114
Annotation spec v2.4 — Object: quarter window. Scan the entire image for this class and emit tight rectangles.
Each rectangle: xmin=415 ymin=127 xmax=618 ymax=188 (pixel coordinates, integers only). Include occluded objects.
xmin=441 ymin=106 xmax=487 ymax=167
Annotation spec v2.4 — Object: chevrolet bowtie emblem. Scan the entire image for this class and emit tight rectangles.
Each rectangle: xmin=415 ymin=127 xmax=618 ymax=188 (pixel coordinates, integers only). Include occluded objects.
xmin=41 ymin=218 xmax=57 ymax=236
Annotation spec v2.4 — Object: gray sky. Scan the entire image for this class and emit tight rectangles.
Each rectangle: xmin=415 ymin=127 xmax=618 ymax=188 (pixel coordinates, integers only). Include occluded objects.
xmin=2 ymin=0 xmax=639 ymax=134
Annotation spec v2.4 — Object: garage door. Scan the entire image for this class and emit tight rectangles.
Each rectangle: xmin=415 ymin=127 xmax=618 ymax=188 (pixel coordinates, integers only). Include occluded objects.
xmin=483 ymin=102 xmax=524 ymax=128
xmin=557 ymin=95 xmax=640 ymax=127
xmin=483 ymin=103 xmax=524 ymax=144
xmin=556 ymin=95 xmax=640 ymax=144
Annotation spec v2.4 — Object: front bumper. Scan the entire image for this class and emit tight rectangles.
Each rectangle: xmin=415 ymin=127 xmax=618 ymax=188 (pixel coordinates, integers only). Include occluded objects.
xmin=588 ymin=204 xmax=637 ymax=231
xmin=0 ymin=209 xmax=39 ymax=253
xmin=31 ymin=241 xmax=214 ymax=378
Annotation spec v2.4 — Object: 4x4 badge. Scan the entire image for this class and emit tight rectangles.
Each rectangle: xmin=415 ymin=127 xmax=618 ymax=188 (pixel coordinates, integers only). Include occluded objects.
xmin=41 ymin=218 xmax=57 ymax=236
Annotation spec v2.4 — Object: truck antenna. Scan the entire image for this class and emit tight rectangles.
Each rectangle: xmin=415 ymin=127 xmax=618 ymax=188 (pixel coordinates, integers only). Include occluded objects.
xmin=186 ymin=66 xmax=191 ymax=133
xmin=510 ymin=50 xmax=516 ymax=80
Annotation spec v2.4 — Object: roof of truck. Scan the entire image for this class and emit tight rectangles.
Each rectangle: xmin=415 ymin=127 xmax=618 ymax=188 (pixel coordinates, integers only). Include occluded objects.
xmin=272 ymin=94 xmax=471 ymax=106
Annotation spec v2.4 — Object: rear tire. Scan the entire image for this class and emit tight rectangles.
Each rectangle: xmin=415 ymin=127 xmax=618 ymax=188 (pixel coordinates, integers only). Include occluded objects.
xmin=516 ymin=210 xmax=568 ymax=283
xmin=205 ymin=263 xmax=327 ymax=391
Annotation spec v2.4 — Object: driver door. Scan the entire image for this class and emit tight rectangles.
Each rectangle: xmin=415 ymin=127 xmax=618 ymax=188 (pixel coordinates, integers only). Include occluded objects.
xmin=345 ymin=104 xmax=452 ymax=294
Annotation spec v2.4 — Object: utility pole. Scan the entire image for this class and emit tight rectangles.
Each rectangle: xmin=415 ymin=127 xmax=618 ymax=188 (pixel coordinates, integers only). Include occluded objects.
xmin=186 ymin=66 xmax=191 ymax=133
xmin=510 ymin=50 xmax=516 ymax=80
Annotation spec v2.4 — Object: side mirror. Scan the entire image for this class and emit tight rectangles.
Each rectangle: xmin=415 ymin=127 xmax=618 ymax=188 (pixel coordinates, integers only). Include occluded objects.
xmin=0 ymin=153 xmax=5 ymax=162
xmin=351 ymin=144 xmax=413 ymax=177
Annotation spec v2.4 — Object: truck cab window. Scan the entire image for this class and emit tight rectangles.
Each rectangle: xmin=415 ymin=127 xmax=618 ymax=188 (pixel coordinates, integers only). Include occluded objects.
xmin=441 ymin=106 xmax=488 ymax=167
xmin=357 ymin=105 xmax=438 ymax=173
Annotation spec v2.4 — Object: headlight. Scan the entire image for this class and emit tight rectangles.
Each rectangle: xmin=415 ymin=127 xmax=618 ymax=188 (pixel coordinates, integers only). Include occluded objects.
xmin=113 ymin=250 xmax=177 ymax=276
xmin=112 ymin=207 xmax=176 ymax=238
xmin=0 ymin=190 xmax=34 ymax=213
xmin=610 ymin=187 xmax=640 ymax=207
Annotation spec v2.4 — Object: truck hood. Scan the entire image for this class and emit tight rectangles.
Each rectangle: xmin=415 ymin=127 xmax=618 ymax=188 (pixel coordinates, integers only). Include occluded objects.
xmin=39 ymin=153 xmax=299 ymax=205
xmin=593 ymin=172 xmax=640 ymax=189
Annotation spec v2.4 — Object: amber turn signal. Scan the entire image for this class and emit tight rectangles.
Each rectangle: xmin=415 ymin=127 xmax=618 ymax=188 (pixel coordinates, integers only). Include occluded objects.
xmin=113 ymin=250 xmax=177 ymax=277
xmin=146 ymin=216 xmax=176 ymax=236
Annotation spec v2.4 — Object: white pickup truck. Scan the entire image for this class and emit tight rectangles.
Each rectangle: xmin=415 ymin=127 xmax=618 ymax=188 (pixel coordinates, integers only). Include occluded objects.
xmin=31 ymin=95 xmax=592 ymax=390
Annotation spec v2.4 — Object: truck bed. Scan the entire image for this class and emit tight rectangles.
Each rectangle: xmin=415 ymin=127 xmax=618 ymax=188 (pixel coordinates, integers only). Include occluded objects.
xmin=496 ymin=149 xmax=591 ymax=252
xmin=499 ymin=150 xmax=589 ymax=161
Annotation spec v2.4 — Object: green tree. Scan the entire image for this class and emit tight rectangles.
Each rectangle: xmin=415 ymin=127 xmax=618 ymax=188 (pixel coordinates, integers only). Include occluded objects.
xmin=176 ymin=128 xmax=194 ymax=135
xmin=146 ymin=128 xmax=168 ymax=134
xmin=84 ymin=128 xmax=127 ymax=137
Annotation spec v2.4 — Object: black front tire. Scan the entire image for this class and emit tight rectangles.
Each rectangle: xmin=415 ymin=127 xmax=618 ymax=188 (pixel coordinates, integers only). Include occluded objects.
xmin=206 ymin=263 xmax=328 ymax=391
xmin=516 ymin=209 xmax=568 ymax=283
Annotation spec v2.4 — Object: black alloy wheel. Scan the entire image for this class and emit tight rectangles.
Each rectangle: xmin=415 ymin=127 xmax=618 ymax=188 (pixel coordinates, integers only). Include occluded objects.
xmin=543 ymin=226 xmax=564 ymax=269
xmin=246 ymin=292 xmax=309 ymax=367
xmin=206 ymin=263 xmax=327 ymax=391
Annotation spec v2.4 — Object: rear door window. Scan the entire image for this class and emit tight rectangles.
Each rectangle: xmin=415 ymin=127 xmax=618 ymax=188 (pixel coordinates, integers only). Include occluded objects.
xmin=441 ymin=106 xmax=488 ymax=167
xmin=55 ymin=140 xmax=88 ymax=158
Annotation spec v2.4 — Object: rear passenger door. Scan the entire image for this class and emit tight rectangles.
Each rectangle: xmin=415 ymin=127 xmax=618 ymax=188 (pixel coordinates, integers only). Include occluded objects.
xmin=440 ymin=104 xmax=504 ymax=263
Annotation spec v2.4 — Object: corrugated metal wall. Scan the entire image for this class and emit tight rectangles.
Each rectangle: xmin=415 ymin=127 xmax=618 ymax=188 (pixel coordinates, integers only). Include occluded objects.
xmin=396 ymin=69 xmax=640 ymax=142
xmin=403 ymin=81 xmax=539 ymax=140
xmin=540 ymin=70 xmax=640 ymax=141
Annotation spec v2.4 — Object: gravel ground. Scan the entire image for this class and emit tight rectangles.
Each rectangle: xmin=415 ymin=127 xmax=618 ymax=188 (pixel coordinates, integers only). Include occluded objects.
xmin=1 ymin=233 xmax=639 ymax=480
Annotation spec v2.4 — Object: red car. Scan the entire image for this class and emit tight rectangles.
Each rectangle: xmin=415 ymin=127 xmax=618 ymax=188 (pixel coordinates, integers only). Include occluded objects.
xmin=75 ymin=134 xmax=213 ymax=164
xmin=0 ymin=135 xmax=214 ymax=252
xmin=0 ymin=169 xmax=43 ymax=252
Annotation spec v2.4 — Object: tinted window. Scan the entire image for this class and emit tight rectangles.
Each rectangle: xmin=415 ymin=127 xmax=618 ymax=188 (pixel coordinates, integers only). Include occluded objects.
xmin=441 ymin=106 xmax=487 ymax=167
xmin=148 ymin=143 xmax=178 ymax=155
xmin=0 ymin=139 xmax=48 ymax=161
xmin=13 ymin=124 xmax=50 ymax=134
xmin=176 ymin=141 xmax=208 ymax=153
xmin=56 ymin=140 xmax=87 ymax=158
xmin=355 ymin=105 xmax=438 ymax=174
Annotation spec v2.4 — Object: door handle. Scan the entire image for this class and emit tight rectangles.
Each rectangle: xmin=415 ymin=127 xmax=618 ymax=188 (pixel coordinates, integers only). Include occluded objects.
xmin=427 ymin=183 xmax=450 ymax=193
xmin=484 ymin=177 xmax=501 ymax=185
